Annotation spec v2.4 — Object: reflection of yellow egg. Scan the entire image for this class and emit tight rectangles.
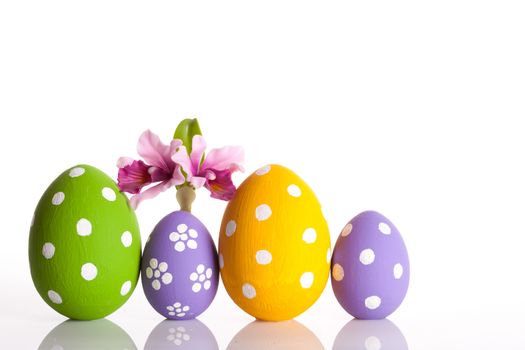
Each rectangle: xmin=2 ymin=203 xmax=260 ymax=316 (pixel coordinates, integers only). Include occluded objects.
xmin=219 ymin=164 xmax=331 ymax=321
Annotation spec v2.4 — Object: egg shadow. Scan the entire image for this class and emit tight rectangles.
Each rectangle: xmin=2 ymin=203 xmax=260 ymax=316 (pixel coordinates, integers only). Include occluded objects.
xmin=227 ymin=320 xmax=324 ymax=350
xmin=332 ymin=319 xmax=408 ymax=350
xmin=38 ymin=319 xmax=137 ymax=350
xmin=144 ymin=319 xmax=219 ymax=350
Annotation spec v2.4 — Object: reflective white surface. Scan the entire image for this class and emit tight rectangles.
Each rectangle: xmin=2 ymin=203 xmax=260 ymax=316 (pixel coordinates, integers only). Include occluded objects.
xmin=3 ymin=293 xmax=524 ymax=350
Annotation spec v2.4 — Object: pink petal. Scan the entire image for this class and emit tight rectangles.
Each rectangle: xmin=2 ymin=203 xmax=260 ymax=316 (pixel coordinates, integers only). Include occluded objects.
xmin=204 ymin=169 xmax=237 ymax=201
xmin=201 ymin=169 xmax=216 ymax=181
xmin=171 ymin=145 xmax=194 ymax=178
xmin=137 ymin=130 xmax=175 ymax=172
xmin=202 ymin=146 xmax=244 ymax=172
xmin=117 ymin=157 xmax=135 ymax=168
xmin=129 ymin=177 xmax=182 ymax=209
xmin=129 ymin=181 xmax=168 ymax=209
xmin=171 ymin=165 xmax=186 ymax=186
xmin=190 ymin=135 xmax=207 ymax=172
xmin=148 ymin=166 xmax=171 ymax=183
xmin=189 ymin=176 xmax=207 ymax=189
xmin=117 ymin=160 xmax=152 ymax=194
xmin=170 ymin=138 xmax=183 ymax=155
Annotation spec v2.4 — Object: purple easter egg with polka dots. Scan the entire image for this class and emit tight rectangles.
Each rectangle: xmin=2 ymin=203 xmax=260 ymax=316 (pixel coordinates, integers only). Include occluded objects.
xmin=141 ymin=211 xmax=219 ymax=320
xmin=331 ymin=211 xmax=409 ymax=319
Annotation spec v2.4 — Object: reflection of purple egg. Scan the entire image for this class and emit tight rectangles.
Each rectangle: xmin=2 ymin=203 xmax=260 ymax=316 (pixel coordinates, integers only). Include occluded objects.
xmin=332 ymin=319 xmax=408 ymax=350
xmin=142 ymin=211 xmax=219 ymax=320
xmin=144 ymin=319 xmax=219 ymax=350
xmin=331 ymin=211 xmax=409 ymax=319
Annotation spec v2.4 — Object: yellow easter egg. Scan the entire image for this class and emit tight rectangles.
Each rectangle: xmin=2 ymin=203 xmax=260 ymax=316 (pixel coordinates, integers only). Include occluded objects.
xmin=219 ymin=164 xmax=331 ymax=321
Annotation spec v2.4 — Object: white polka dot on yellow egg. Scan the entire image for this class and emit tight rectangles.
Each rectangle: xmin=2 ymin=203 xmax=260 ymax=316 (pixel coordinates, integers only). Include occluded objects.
xmin=302 ymin=228 xmax=317 ymax=244
xmin=255 ymin=250 xmax=272 ymax=265
xmin=255 ymin=204 xmax=272 ymax=221
xmin=219 ymin=164 xmax=331 ymax=321
xmin=219 ymin=254 xmax=224 ymax=269
xmin=225 ymin=220 xmax=236 ymax=237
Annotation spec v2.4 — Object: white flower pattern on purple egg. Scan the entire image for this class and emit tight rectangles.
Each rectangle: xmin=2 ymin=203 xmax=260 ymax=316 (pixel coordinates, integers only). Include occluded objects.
xmin=166 ymin=326 xmax=190 ymax=346
xmin=145 ymin=258 xmax=173 ymax=290
xmin=169 ymin=224 xmax=198 ymax=252
xmin=189 ymin=264 xmax=213 ymax=293
xmin=166 ymin=302 xmax=190 ymax=318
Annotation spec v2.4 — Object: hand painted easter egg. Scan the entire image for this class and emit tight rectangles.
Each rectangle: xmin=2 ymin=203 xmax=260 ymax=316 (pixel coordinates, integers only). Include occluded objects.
xmin=331 ymin=211 xmax=409 ymax=319
xmin=219 ymin=164 xmax=331 ymax=321
xmin=142 ymin=210 xmax=219 ymax=320
xmin=28 ymin=165 xmax=141 ymax=320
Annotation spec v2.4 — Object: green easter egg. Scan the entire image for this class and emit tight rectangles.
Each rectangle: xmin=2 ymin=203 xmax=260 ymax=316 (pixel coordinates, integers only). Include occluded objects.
xmin=29 ymin=165 xmax=141 ymax=320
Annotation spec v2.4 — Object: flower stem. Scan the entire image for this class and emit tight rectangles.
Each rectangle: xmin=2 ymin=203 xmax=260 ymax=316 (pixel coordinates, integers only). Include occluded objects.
xmin=176 ymin=185 xmax=196 ymax=212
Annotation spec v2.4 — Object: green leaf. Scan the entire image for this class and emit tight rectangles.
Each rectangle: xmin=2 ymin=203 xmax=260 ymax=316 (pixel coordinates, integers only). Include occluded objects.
xmin=173 ymin=118 xmax=202 ymax=153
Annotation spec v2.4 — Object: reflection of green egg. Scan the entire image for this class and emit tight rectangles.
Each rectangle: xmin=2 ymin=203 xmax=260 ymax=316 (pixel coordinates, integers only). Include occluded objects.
xmin=29 ymin=165 xmax=141 ymax=320
xmin=38 ymin=319 xmax=137 ymax=349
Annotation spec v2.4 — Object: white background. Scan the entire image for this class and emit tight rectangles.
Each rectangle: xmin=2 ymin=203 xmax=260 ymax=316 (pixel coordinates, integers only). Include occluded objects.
xmin=1 ymin=1 xmax=525 ymax=349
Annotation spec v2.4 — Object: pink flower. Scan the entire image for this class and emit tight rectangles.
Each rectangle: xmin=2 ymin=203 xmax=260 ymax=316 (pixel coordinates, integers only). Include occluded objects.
xmin=172 ymin=135 xmax=244 ymax=201
xmin=117 ymin=130 xmax=185 ymax=208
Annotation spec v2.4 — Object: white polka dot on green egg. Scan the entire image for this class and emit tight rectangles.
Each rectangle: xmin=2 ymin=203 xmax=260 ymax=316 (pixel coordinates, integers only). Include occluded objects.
xmin=102 ymin=187 xmax=116 ymax=201
xmin=69 ymin=167 xmax=85 ymax=177
xmin=120 ymin=281 xmax=132 ymax=296
xmin=48 ymin=290 xmax=62 ymax=304
xmin=29 ymin=164 xmax=141 ymax=320
xmin=42 ymin=242 xmax=55 ymax=259
xmin=121 ymin=231 xmax=132 ymax=247
xmin=81 ymin=263 xmax=98 ymax=281
xmin=51 ymin=192 xmax=65 ymax=205
xmin=76 ymin=218 xmax=92 ymax=236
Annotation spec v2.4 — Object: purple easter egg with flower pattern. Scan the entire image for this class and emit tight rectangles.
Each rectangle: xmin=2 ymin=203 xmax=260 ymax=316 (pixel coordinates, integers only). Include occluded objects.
xmin=142 ymin=211 xmax=219 ymax=320
xmin=331 ymin=211 xmax=409 ymax=319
